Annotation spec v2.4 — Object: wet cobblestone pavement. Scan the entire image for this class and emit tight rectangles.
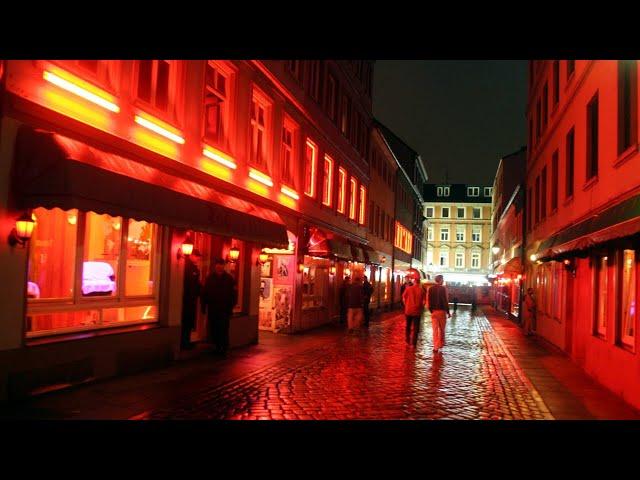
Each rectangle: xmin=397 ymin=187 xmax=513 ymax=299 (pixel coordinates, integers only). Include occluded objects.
xmin=132 ymin=309 xmax=553 ymax=420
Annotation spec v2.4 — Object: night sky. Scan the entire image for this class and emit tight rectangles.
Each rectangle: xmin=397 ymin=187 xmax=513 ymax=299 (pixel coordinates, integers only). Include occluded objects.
xmin=373 ymin=61 xmax=528 ymax=186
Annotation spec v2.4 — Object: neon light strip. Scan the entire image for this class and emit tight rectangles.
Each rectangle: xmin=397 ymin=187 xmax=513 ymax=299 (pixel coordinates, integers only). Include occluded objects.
xmin=134 ymin=114 xmax=185 ymax=144
xmin=280 ymin=185 xmax=300 ymax=200
xmin=249 ymin=168 xmax=273 ymax=187
xmin=203 ymin=146 xmax=237 ymax=169
xmin=43 ymin=70 xmax=120 ymax=113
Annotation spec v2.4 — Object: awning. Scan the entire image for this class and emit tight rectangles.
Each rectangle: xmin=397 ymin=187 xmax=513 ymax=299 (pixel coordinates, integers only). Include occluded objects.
xmin=535 ymin=193 xmax=640 ymax=260
xmin=348 ymin=241 xmax=367 ymax=263
xmin=360 ymin=244 xmax=389 ymax=266
xmin=495 ymin=256 xmax=523 ymax=275
xmin=306 ymin=227 xmax=352 ymax=260
xmin=11 ymin=126 xmax=289 ymax=248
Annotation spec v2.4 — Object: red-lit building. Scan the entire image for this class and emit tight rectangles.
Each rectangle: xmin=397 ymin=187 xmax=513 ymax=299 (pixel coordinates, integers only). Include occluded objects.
xmin=0 ymin=60 xmax=374 ymax=400
xmin=490 ymin=147 xmax=526 ymax=320
xmin=526 ymin=60 xmax=640 ymax=409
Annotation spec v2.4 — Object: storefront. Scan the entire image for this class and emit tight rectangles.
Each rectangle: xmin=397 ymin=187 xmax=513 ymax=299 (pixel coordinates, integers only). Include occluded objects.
xmin=493 ymin=257 xmax=523 ymax=321
xmin=3 ymin=125 xmax=289 ymax=399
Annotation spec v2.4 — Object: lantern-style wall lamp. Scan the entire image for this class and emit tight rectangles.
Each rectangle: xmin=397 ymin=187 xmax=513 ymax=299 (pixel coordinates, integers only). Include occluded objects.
xmin=492 ymin=245 xmax=501 ymax=255
xmin=563 ymin=258 xmax=577 ymax=277
xmin=330 ymin=265 xmax=336 ymax=275
xmin=298 ymin=262 xmax=305 ymax=274
xmin=228 ymin=246 xmax=240 ymax=263
xmin=257 ymin=250 xmax=269 ymax=266
xmin=177 ymin=231 xmax=194 ymax=260
xmin=8 ymin=212 xmax=35 ymax=248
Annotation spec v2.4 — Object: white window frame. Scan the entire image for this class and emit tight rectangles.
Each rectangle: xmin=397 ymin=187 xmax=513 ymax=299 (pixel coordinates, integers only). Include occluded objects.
xmin=439 ymin=248 xmax=449 ymax=267
xmin=457 ymin=207 xmax=465 ymax=218
xmin=426 ymin=207 xmax=434 ymax=218
xmin=428 ymin=226 xmax=434 ymax=241
xmin=441 ymin=207 xmax=450 ymax=218
xmin=456 ymin=225 xmax=465 ymax=242
xmin=472 ymin=225 xmax=482 ymax=243
xmin=440 ymin=226 xmax=450 ymax=242
xmin=455 ymin=250 xmax=465 ymax=268
xmin=485 ymin=187 xmax=493 ymax=197
xmin=250 ymin=88 xmax=272 ymax=171
xmin=471 ymin=250 xmax=481 ymax=269
xmin=468 ymin=186 xmax=480 ymax=197
xmin=473 ymin=207 xmax=482 ymax=219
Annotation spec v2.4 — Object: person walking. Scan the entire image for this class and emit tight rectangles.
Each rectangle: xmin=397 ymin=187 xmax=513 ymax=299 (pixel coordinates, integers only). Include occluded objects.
xmin=402 ymin=276 xmax=426 ymax=346
xmin=523 ymin=287 xmax=536 ymax=336
xmin=400 ymin=276 xmax=412 ymax=307
xmin=346 ymin=275 xmax=364 ymax=333
xmin=339 ymin=276 xmax=351 ymax=325
xmin=181 ymin=249 xmax=202 ymax=350
xmin=201 ymin=258 xmax=237 ymax=356
xmin=362 ymin=275 xmax=374 ymax=327
xmin=428 ymin=274 xmax=451 ymax=354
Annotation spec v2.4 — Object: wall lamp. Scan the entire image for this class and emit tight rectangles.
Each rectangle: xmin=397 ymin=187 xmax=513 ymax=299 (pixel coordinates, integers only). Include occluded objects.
xmin=492 ymin=246 xmax=501 ymax=255
xmin=177 ymin=231 xmax=194 ymax=260
xmin=228 ymin=246 xmax=240 ymax=263
xmin=298 ymin=262 xmax=305 ymax=274
xmin=563 ymin=258 xmax=577 ymax=277
xmin=8 ymin=212 xmax=35 ymax=248
xmin=257 ymin=250 xmax=269 ymax=266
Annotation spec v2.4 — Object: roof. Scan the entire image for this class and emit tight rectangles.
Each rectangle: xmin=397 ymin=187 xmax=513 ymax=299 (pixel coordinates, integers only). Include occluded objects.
xmin=423 ymin=184 xmax=493 ymax=203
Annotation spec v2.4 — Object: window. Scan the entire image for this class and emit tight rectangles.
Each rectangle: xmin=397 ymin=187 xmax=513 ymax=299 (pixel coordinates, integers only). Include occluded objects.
xmin=473 ymin=207 xmax=481 ymax=219
xmin=426 ymin=250 xmax=434 ymax=267
xmin=439 ymin=248 xmax=449 ymax=267
xmin=204 ymin=61 xmax=232 ymax=149
xmin=541 ymin=165 xmax=547 ymax=220
xmin=595 ymin=255 xmax=608 ymax=337
xmin=567 ymin=60 xmax=575 ymax=79
xmin=455 ymin=250 xmax=465 ymax=268
xmin=551 ymin=150 xmax=558 ymax=211
xmin=281 ymin=117 xmax=297 ymax=186
xmin=618 ymin=60 xmax=638 ymax=155
xmin=620 ymin=250 xmax=636 ymax=347
xmin=587 ymin=92 xmax=599 ymax=181
xmin=553 ymin=60 xmax=560 ymax=107
xmin=440 ymin=226 xmax=450 ymax=242
xmin=471 ymin=251 xmax=481 ymax=269
xmin=358 ymin=185 xmax=367 ymax=225
xmin=437 ymin=186 xmax=450 ymax=197
xmin=340 ymin=94 xmax=350 ymax=137
xmin=325 ymin=74 xmax=337 ymax=122
xmin=542 ymin=83 xmax=548 ymax=129
xmin=337 ymin=167 xmax=347 ymax=214
xmin=426 ymin=207 xmax=434 ymax=218
xmin=566 ymin=127 xmax=575 ymax=198
xmin=395 ymin=222 xmax=412 ymax=254
xmin=457 ymin=207 xmax=465 ymax=218
xmin=322 ymin=155 xmax=334 ymax=206
xmin=349 ymin=177 xmax=358 ymax=220
xmin=467 ymin=187 xmax=480 ymax=197
xmin=472 ymin=225 xmax=481 ymax=243
xmin=250 ymin=90 xmax=271 ymax=170
xmin=484 ymin=187 xmax=493 ymax=197
xmin=307 ymin=60 xmax=321 ymax=102
xmin=535 ymin=175 xmax=540 ymax=224
xmin=428 ymin=226 xmax=434 ymax=241
xmin=441 ymin=207 xmax=449 ymax=218
xmin=304 ymin=139 xmax=318 ymax=198
xmin=26 ymin=208 xmax=161 ymax=337
xmin=456 ymin=225 xmax=465 ymax=242
xmin=136 ymin=60 xmax=173 ymax=113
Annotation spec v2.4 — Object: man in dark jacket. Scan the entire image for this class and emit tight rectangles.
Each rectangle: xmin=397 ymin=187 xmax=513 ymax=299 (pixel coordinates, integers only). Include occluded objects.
xmin=181 ymin=250 xmax=202 ymax=350
xmin=338 ymin=276 xmax=351 ymax=325
xmin=362 ymin=276 xmax=374 ymax=327
xmin=427 ymin=275 xmax=451 ymax=354
xmin=346 ymin=276 xmax=364 ymax=332
xmin=201 ymin=258 xmax=238 ymax=355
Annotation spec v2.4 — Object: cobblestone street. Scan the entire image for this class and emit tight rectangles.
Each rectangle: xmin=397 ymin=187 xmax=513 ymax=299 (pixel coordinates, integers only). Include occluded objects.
xmin=132 ymin=308 xmax=552 ymax=420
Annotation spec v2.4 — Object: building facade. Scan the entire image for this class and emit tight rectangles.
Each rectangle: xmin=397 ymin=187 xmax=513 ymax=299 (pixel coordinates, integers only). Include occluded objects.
xmin=526 ymin=60 xmax=640 ymax=409
xmin=0 ymin=59 xmax=376 ymax=400
xmin=490 ymin=148 xmax=527 ymax=320
xmin=424 ymin=184 xmax=492 ymax=285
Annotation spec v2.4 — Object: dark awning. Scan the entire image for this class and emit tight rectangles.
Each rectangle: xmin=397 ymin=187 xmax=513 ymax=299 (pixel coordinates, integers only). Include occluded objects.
xmin=11 ymin=126 xmax=289 ymax=248
xmin=306 ymin=227 xmax=353 ymax=260
xmin=349 ymin=241 xmax=367 ymax=263
xmin=360 ymin=244 xmax=389 ymax=266
xmin=535 ymin=193 xmax=640 ymax=260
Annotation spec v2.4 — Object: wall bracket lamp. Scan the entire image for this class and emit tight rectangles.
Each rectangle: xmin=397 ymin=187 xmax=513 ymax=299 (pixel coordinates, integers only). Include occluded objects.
xmin=8 ymin=212 xmax=35 ymax=248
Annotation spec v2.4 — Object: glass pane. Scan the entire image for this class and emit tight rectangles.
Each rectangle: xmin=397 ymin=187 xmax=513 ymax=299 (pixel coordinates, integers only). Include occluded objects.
xmin=597 ymin=256 xmax=608 ymax=334
xmin=622 ymin=250 xmax=636 ymax=344
xmin=102 ymin=305 xmax=157 ymax=326
xmin=27 ymin=310 xmax=101 ymax=336
xmin=125 ymin=220 xmax=158 ymax=296
xmin=27 ymin=207 xmax=78 ymax=300
xmin=137 ymin=60 xmax=153 ymax=103
xmin=204 ymin=92 xmax=221 ymax=140
xmin=156 ymin=60 xmax=170 ymax=111
xmin=82 ymin=212 xmax=121 ymax=297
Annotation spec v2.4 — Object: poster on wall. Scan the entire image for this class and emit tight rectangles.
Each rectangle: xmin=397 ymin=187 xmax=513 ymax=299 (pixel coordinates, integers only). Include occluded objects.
xmin=274 ymin=255 xmax=294 ymax=284
xmin=273 ymin=285 xmax=292 ymax=331
xmin=260 ymin=260 xmax=272 ymax=278
xmin=258 ymin=278 xmax=274 ymax=331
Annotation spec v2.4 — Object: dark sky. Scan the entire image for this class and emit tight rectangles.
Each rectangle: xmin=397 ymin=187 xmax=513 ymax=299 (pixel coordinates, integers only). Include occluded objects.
xmin=373 ymin=61 xmax=527 ymax=186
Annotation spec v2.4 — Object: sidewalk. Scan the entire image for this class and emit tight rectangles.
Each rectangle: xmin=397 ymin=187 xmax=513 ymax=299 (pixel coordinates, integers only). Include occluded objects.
xmin=484 ymin=308 xmax=640 ymax=420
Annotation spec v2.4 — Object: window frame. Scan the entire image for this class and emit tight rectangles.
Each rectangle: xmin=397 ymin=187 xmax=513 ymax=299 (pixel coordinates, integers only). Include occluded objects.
xmin=322 ymin=154 xmax=334 ymax=206
xmin=249 ymin=87 xmax=273 ymax=173
xmin=133 ymin=60 xmax=181 ymax=122
xmin=337 ymin=167 xmax=347 ymax=214
xmin=202 ymin=60 xmax=235 ymax=153
xmin=303 ymin=138 xmax=318 ymax=198
xmin=280 ymin=115 xmax=298 ymax=188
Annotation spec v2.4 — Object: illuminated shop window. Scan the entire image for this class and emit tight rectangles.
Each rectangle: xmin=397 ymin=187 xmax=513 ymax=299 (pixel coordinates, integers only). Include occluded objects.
xmin=204 ymin=61 xmax=233 ymax=150
xmin=26 ymin=208 xmax=162 ymax=338
xmin=595 ymin=255 xmax=608 ymax=337
xmin=620 ymin=250 xmax=636 ymax=347
xmin=337 ymin=167 xmax=347 ymax=214
xmin=358 ymin=185 xmax=367 ymax=225
xmin=349 ymin=177 xmax=358 ymax=220
xmin=304 ymin=139 xmax=317 ymax=198
xmin=322 ymin=155 xmax=333 ymax=206
xmin=250 ymin=90 xmax=271 ymax=170
xmin=281 ymin=117 xmax=298 ymax=186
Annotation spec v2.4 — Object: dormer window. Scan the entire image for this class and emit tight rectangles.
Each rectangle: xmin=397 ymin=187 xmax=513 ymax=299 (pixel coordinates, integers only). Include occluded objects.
xmin=437 ymin=186 xmax=450 ymax=197
xmin=467 ymin=186 xmax=480 ymax=197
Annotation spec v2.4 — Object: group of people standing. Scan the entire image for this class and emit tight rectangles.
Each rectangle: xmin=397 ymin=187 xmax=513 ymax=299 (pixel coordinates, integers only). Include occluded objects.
xmin=181 ymin=252 xmax=238 ymax=355
xmin=339 ymin=275 xmax=374 ymax=332
xmin=402 ymin=274 xmax=450 ymax=352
